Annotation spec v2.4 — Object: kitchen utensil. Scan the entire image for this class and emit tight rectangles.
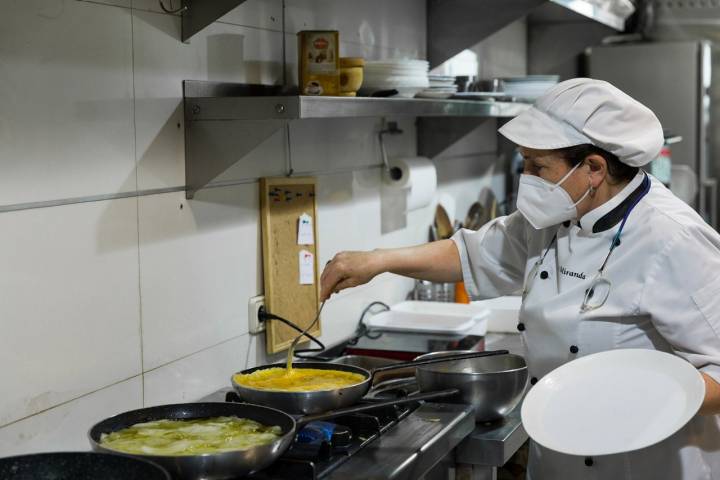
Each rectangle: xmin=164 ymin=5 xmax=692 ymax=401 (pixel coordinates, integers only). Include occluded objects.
xmin=90 ymin=391 xmax=458 ymax=480
xmin=413 ymin=279 xmax=435 ymax=300
xmin=286 ymin=300 xmax=326 ymax=370
xmin=0 ymin=452 xmax=171 ymax=480
xmin=232 ymin=350 xmax=508 ymax=414
xmin=464 ymin=202 xmax=484 ymax=230
xmin=521 ymin=349 xmax=705 ymax=456
xmin=429 ymin=224 xmax=438 ymax=241
xmin=435 ymin=204 xmax=453 ymax=239
xmin=415 ymin=350 xmax=527 ymax=422
xmin=454 ymin=281 xmax=470 ymax=303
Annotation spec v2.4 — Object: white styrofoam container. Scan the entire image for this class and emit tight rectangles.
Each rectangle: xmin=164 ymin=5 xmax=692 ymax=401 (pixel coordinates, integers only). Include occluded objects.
xmin=365 ymin=301 xmax=489 ymax=334
xmin=472 ymin=296 xmax=522 ymax=332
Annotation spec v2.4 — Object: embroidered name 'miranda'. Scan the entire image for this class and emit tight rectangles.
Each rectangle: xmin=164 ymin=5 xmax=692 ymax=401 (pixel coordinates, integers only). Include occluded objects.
xmin=560 ymin=266 xmax=586 ymax=280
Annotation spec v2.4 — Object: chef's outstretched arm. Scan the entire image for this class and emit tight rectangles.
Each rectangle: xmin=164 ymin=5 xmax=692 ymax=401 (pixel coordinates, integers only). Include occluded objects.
xmin=700 ymin=373 xmax=720 ymax=415
xmin=320 ymin=239 xmax=462 ymax=301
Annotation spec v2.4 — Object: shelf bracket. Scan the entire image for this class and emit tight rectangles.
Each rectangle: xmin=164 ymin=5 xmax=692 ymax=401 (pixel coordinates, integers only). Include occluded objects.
xmin=180 ymin=0 xmax=250 ymax=43
xmin=184 ymin=118 xmax=285 ymax=199
xmin=428 ymin=0 xmax=545 ymax=69
xmin=417 ymin=117 xmax=493 ymax=159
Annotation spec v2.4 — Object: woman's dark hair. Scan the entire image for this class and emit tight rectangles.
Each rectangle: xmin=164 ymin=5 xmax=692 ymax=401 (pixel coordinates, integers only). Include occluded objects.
xmin=557 ymin=144 xmax=638 ymax=185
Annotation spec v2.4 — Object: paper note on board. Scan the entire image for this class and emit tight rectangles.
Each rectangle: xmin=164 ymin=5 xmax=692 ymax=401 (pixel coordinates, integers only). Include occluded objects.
xmin=298 ymin=213 xmax=315 ymax=245
xmin=299 ymin=250 xmax=315 ymax=285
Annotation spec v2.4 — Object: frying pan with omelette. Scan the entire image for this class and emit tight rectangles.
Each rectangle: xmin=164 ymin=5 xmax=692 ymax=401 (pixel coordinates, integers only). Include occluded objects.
xmin=232 ymin=350 xmax=508 ymax=414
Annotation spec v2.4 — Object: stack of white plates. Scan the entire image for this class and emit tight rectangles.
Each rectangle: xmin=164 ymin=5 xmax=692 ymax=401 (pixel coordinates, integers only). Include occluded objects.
xmin=416 ymin=75 xmax=458 ymax=99
xmin=361 ymin=59 xmax=429 ymax=98
xmin=500 ymin=75 xmax=559 ymax=100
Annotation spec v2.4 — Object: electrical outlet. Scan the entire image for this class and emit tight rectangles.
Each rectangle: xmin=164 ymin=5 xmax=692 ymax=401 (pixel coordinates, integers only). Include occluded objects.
xmin=248 ymin=295 xmax=266 ymax=334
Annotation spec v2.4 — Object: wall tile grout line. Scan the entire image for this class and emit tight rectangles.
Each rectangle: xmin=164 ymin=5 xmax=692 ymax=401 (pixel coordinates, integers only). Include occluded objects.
xmin=0 ymin=374 xmax=143 ymax=431
xmin=142 ymin=332 xmax=250 ymax=375
xmin=76 ymin=0 xmax=130 ymax=11
xmin=0 ymin=164 xmax=384 ymax=214
xmin=129 ymin=5 xmax=146 ymax=408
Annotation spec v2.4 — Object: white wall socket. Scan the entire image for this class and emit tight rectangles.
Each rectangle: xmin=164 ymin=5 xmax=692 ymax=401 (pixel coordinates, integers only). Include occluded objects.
xmin=248 ymin=295 xmax=266 ymax=334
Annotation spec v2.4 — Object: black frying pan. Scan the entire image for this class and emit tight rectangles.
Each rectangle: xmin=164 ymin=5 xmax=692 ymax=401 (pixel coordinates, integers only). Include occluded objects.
xmin=89 ymin=390 xmax=456 ymax=480
xmin=0 ymin=451 xmax=170 ymax=480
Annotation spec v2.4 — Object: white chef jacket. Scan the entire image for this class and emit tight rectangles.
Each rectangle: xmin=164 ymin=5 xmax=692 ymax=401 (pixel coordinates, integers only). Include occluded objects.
xmin=452 ymin=172 xmax=720 ymax=480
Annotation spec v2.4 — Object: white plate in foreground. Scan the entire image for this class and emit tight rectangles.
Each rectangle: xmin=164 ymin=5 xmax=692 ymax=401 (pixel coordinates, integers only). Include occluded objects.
xmin=521 ymin=349 xmax=705 ymax=456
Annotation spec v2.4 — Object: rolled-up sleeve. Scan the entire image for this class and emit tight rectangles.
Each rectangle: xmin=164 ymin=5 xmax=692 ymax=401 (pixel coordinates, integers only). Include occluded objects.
xmin=641 ymin=225 xmax=720 ymax=384
xmin=451 ymin=211 xmax=530 ymax=300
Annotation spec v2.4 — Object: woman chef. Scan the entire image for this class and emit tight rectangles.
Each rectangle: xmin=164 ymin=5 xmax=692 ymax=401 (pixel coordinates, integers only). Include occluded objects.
xmin=320 ymin=78 xmax=720 ymax=479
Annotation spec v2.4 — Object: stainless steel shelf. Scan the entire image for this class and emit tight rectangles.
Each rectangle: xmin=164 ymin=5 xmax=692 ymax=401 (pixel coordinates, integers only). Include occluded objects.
xmin=186 ymin=95 xmax=531 ymax=122
xmin=183 ymin=81 xmax=531 ymax=199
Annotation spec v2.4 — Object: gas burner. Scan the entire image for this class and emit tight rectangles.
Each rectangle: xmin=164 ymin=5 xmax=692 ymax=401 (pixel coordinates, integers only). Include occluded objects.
xmin=217 ymin=386 xmax=417 ymax=480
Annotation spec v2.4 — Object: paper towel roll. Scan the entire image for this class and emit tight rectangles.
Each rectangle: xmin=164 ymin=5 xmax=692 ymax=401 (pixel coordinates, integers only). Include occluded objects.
xmin=384 ymin=156 xmax=437 ymax=211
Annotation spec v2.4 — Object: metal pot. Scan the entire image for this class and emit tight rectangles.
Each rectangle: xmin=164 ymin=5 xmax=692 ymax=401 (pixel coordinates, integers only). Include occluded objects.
xmin=415 ymin=350 xmax=528 ymax=422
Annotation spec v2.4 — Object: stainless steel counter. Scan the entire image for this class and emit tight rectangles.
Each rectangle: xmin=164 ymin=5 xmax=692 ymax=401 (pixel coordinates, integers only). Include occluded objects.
xmin=456 ymin=406 xmax=526 ymax=467
xmin=327 ymin=402 xmax=475 ymax=480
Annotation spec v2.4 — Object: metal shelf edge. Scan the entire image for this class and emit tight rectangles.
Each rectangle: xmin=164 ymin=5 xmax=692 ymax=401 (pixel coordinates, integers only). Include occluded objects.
xmin=185 ymin=95 xmax=531 ymax=121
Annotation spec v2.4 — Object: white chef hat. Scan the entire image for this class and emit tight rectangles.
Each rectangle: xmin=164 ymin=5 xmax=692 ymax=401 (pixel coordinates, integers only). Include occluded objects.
xmin=498 ymin=78 xmax=664 ymax=167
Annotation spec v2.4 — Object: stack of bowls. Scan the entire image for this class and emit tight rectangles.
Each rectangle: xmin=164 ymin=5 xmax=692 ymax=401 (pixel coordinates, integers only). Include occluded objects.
xmin=360 ymin=59 xmax=429 ymax=98
xmin=417 ymin=75 xmax=458 ymax=99
xmin=500 ymin=75 xmax=559 ymax=100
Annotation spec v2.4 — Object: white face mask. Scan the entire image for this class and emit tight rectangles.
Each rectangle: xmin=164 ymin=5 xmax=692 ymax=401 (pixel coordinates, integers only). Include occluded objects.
xmin=517 ymin=162 xmax=592 ymax=229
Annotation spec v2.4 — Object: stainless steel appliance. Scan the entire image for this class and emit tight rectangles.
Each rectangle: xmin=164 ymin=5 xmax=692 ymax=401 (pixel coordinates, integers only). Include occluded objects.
xmin=586 ymin=41 xmax=717 ymax=228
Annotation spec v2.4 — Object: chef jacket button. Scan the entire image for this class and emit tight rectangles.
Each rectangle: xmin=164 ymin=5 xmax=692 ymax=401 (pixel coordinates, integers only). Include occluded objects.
xmin=570 ymin=345 xmax=579 ymax=354
xmin=530 ymin=377 xmax=538 ymax=385
xmin=563 ymin=220 xmax=571 ymax=228
xmin=540 ymin=271 xmax=549 ymax=280
xmin=517 ymin=322 xmax=526 ymax=332
xmin=585 ymin=457 xmax=594 ymax=467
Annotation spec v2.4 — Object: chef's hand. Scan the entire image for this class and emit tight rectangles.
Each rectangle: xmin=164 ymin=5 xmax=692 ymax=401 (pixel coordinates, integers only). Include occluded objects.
xmin=320 ymin=241 xmax=464 ymax=301
xmin=320 ymin=251 xmax=383 ymax=301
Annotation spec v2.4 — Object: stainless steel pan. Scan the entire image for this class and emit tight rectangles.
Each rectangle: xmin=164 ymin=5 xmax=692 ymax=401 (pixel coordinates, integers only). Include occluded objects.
xmin=89 ymin=390 xmax=457 ymax=480
xmin=231 ymin=350 xmax=508 ymax=414
xmin=415 ymin=350 xmax=528 ymax=422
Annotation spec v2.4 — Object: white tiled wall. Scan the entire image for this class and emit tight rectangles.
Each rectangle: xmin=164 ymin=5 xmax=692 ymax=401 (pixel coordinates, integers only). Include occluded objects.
xmin=0 ymin=0 xmax=525 ymax=455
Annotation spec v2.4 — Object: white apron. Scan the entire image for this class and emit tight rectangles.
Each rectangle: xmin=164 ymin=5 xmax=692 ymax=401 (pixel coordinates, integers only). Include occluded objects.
xmin=452 ymin=173 xmax=720 ymax=480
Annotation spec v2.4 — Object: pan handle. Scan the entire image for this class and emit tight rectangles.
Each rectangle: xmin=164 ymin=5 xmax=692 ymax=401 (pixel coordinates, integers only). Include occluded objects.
xmin=296 ymin=388 xmax=459 ymax=427
xmin=369 ymin=349 xmax=509 ymax=383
